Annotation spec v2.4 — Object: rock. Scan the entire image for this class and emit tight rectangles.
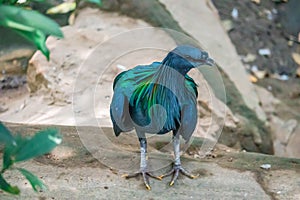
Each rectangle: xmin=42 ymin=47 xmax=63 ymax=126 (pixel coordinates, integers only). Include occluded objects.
xmin=189 ymin=69 xmax=239 ymax=142
xmin=0 ymin=75 xmax=27 ymax=89
xmin=100 ymin=0 xmax=273 ymax=154
xmin=286 ymin=125 xmax=300 ymax=157
xmin=221 ymin=19 xmax=234 ymax=32
xmin=260 ymin=163 xmax=271 ymax=170
xmin=159 ymin=0 xmax=267 ymax=122
xmin=254 ymin=85 xmax=299 ymax=158
xmin=242 ymin=53 xmax=256 ymax=63
xmin=2 ymin=1 xmax=274 ymax=155
xmin=250 ymin=66 xmax=267 ymax=79
xmin=271 ymin=73 xmax=290 ymax=81
xmin=270 ymin=116 xmax=297 ymax=145
xmin=2 ymin=123 xmax=300 ymax=200
xmin=0 ymin=48 xmax=34 ymax=77
xmin=16 ymin=8 xmax=174 ymax=125
xmin=254 ymin=85 xmax=280 ymax=114
xmin=254 ymin=70 xmax=267 ymax=79
xmin=235 ymin=114 xmax=272 ymax=153
xmin=1 ymin=7 xmax=239 ymax=146
xmin=258 ymin=48 xmax=271 ymax=56
xmin=231 ymin=8 xmax=239 ymax=20
xmin=265 ymin=170 xmax=300 ymax=200
xmin=273 ymin=140 xmax=286 ymax=156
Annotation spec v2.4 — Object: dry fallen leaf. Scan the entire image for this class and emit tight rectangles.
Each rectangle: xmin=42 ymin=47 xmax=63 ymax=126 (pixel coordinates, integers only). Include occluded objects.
xmin=253 ymin=70 xmax=267 ymax=79
xmin=296 ymin=67 xmax=300 ymax=77
xmin=242 ymin=53 xmax=256 ymax=63
xmin=250 ymin=75 xmax=258 ymax=83
xmin=251 ymin=0 xmax=260 ymax=4
xmin=68 ymin=12 xmax=76 ymax=25
xmin=292 ymin=52 xmax=300 ymax=65
xmin=46 ymin=2 xmax=76 ymax=14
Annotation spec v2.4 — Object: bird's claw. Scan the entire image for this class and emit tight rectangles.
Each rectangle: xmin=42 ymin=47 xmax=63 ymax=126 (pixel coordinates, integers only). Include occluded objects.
xmin=122 ymin=170 xmax=161 ymax=190
xmin=160 ymin=164 xmax=199 ymax=186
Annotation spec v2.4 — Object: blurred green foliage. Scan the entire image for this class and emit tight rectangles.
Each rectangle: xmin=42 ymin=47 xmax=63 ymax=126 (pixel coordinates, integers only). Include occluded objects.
xmin=0 ymin=0 xmax=63 ymax=60
xmin=0 ymin=122 xmax=62 ymax=195
xmin=0 ymin=0 xmax=101 ymax=60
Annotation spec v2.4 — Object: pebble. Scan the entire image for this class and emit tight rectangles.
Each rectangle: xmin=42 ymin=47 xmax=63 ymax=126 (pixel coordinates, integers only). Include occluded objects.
xmin=279 ymin=74 xmax=289 ymax=81
xmin=267 ymin=85 xmax=272 ymax=91
xmin=222 ymin=20 xmax=234 ymax=32
xmin=260 ymin=164 xmax=271 ymax=170
xmin=264 ymin=10 xmax=273 ymax=20
xmin=231 ymin=8 xmax=238 ymax=20
xmin=258 ymin=48 xmax=271 ymax=56
xmin=242 ymin=53 xmax=256 ymax=63
xmin=250 ymin=65 xmax=267 ymax=79
xmin=251 ymin=65 xmax=259 ymax=72
xmin=272 ymin=73 xmax=290 ymax=81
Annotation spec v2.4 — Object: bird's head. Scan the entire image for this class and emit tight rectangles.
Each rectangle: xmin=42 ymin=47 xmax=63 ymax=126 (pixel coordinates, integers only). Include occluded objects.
xmin=162 ymin=45 xmax=214 ymax=74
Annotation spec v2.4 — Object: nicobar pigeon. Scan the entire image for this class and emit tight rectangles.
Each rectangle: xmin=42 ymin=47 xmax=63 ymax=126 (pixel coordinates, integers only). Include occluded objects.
xmin=110 ymin=45 xmax=214 ymax=190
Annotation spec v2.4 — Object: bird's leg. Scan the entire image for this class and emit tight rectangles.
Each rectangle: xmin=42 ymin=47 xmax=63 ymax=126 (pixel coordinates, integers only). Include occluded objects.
xmin=122 ymin=137 xmax=161 ymax=190
xmin=159 ymin=135 xmax=198 ymax=186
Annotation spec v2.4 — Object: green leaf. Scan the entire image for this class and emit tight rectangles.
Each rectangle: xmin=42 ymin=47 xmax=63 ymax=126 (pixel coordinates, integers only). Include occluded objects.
xmin=0 ymin=122 xmax=15 ymax=145
xmin=14 ymin=128 xmax=62 ymax=162
xmin=2 ymin=135 xmax=28 ymax=172
xmin=0 ymin=5 xmax=63 ymax=59
xmin=0 ymin=174 xmax=20 ymax=195
xmin=2 ymin=145 xmax=14 ymax=172
xmin=23 ymin=0 xmax=46 ymax=3
xmin=17 ymin=168 xmax=47 ymax=192
xmin=85 ymin=0 xmax=101 ymax=6
xmin=0 ymin=5 xmax=63 ymax=37
xmin=13 ymin=28 xmax=50 ymax=60
xmin=0 ymin=0 xmax=18 ymax=5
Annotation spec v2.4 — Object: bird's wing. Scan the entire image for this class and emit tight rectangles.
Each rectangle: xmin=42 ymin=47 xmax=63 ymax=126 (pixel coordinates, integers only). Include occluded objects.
xmin=112 ymin=70 xmax=127 ymax=90
xmin=178 ymin=75 xmax=198 ymax=141
xmin=179 ymin=102 xmax=198 ymax=141
xmin=113 ymin=62 xmax=160 ymax=99
xmin=185 ymin=75 xmax=198 ymax=98
xmin=110 ymin=87 xmax=132 ymax=136
xmin=110 ymin=62 xmax=161 ymax=136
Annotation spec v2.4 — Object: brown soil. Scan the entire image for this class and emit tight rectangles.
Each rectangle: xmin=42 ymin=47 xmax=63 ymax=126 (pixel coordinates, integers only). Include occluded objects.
xmin=212 ymin=0 xmax=300 ymax=121
xmin=212 ymin=0 xmax=299 ymax=76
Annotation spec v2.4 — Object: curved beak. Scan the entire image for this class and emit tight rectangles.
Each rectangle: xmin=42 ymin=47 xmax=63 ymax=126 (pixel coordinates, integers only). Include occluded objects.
xmin=205 ymin=57 xmax=215 ymax=66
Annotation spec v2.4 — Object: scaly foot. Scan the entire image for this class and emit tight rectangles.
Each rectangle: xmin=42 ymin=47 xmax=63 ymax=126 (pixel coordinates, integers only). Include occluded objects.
xmin=122 ymin=170 xmax=162 ymax=190
xmin=159 ymin=164 xmax=199 ymax=186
